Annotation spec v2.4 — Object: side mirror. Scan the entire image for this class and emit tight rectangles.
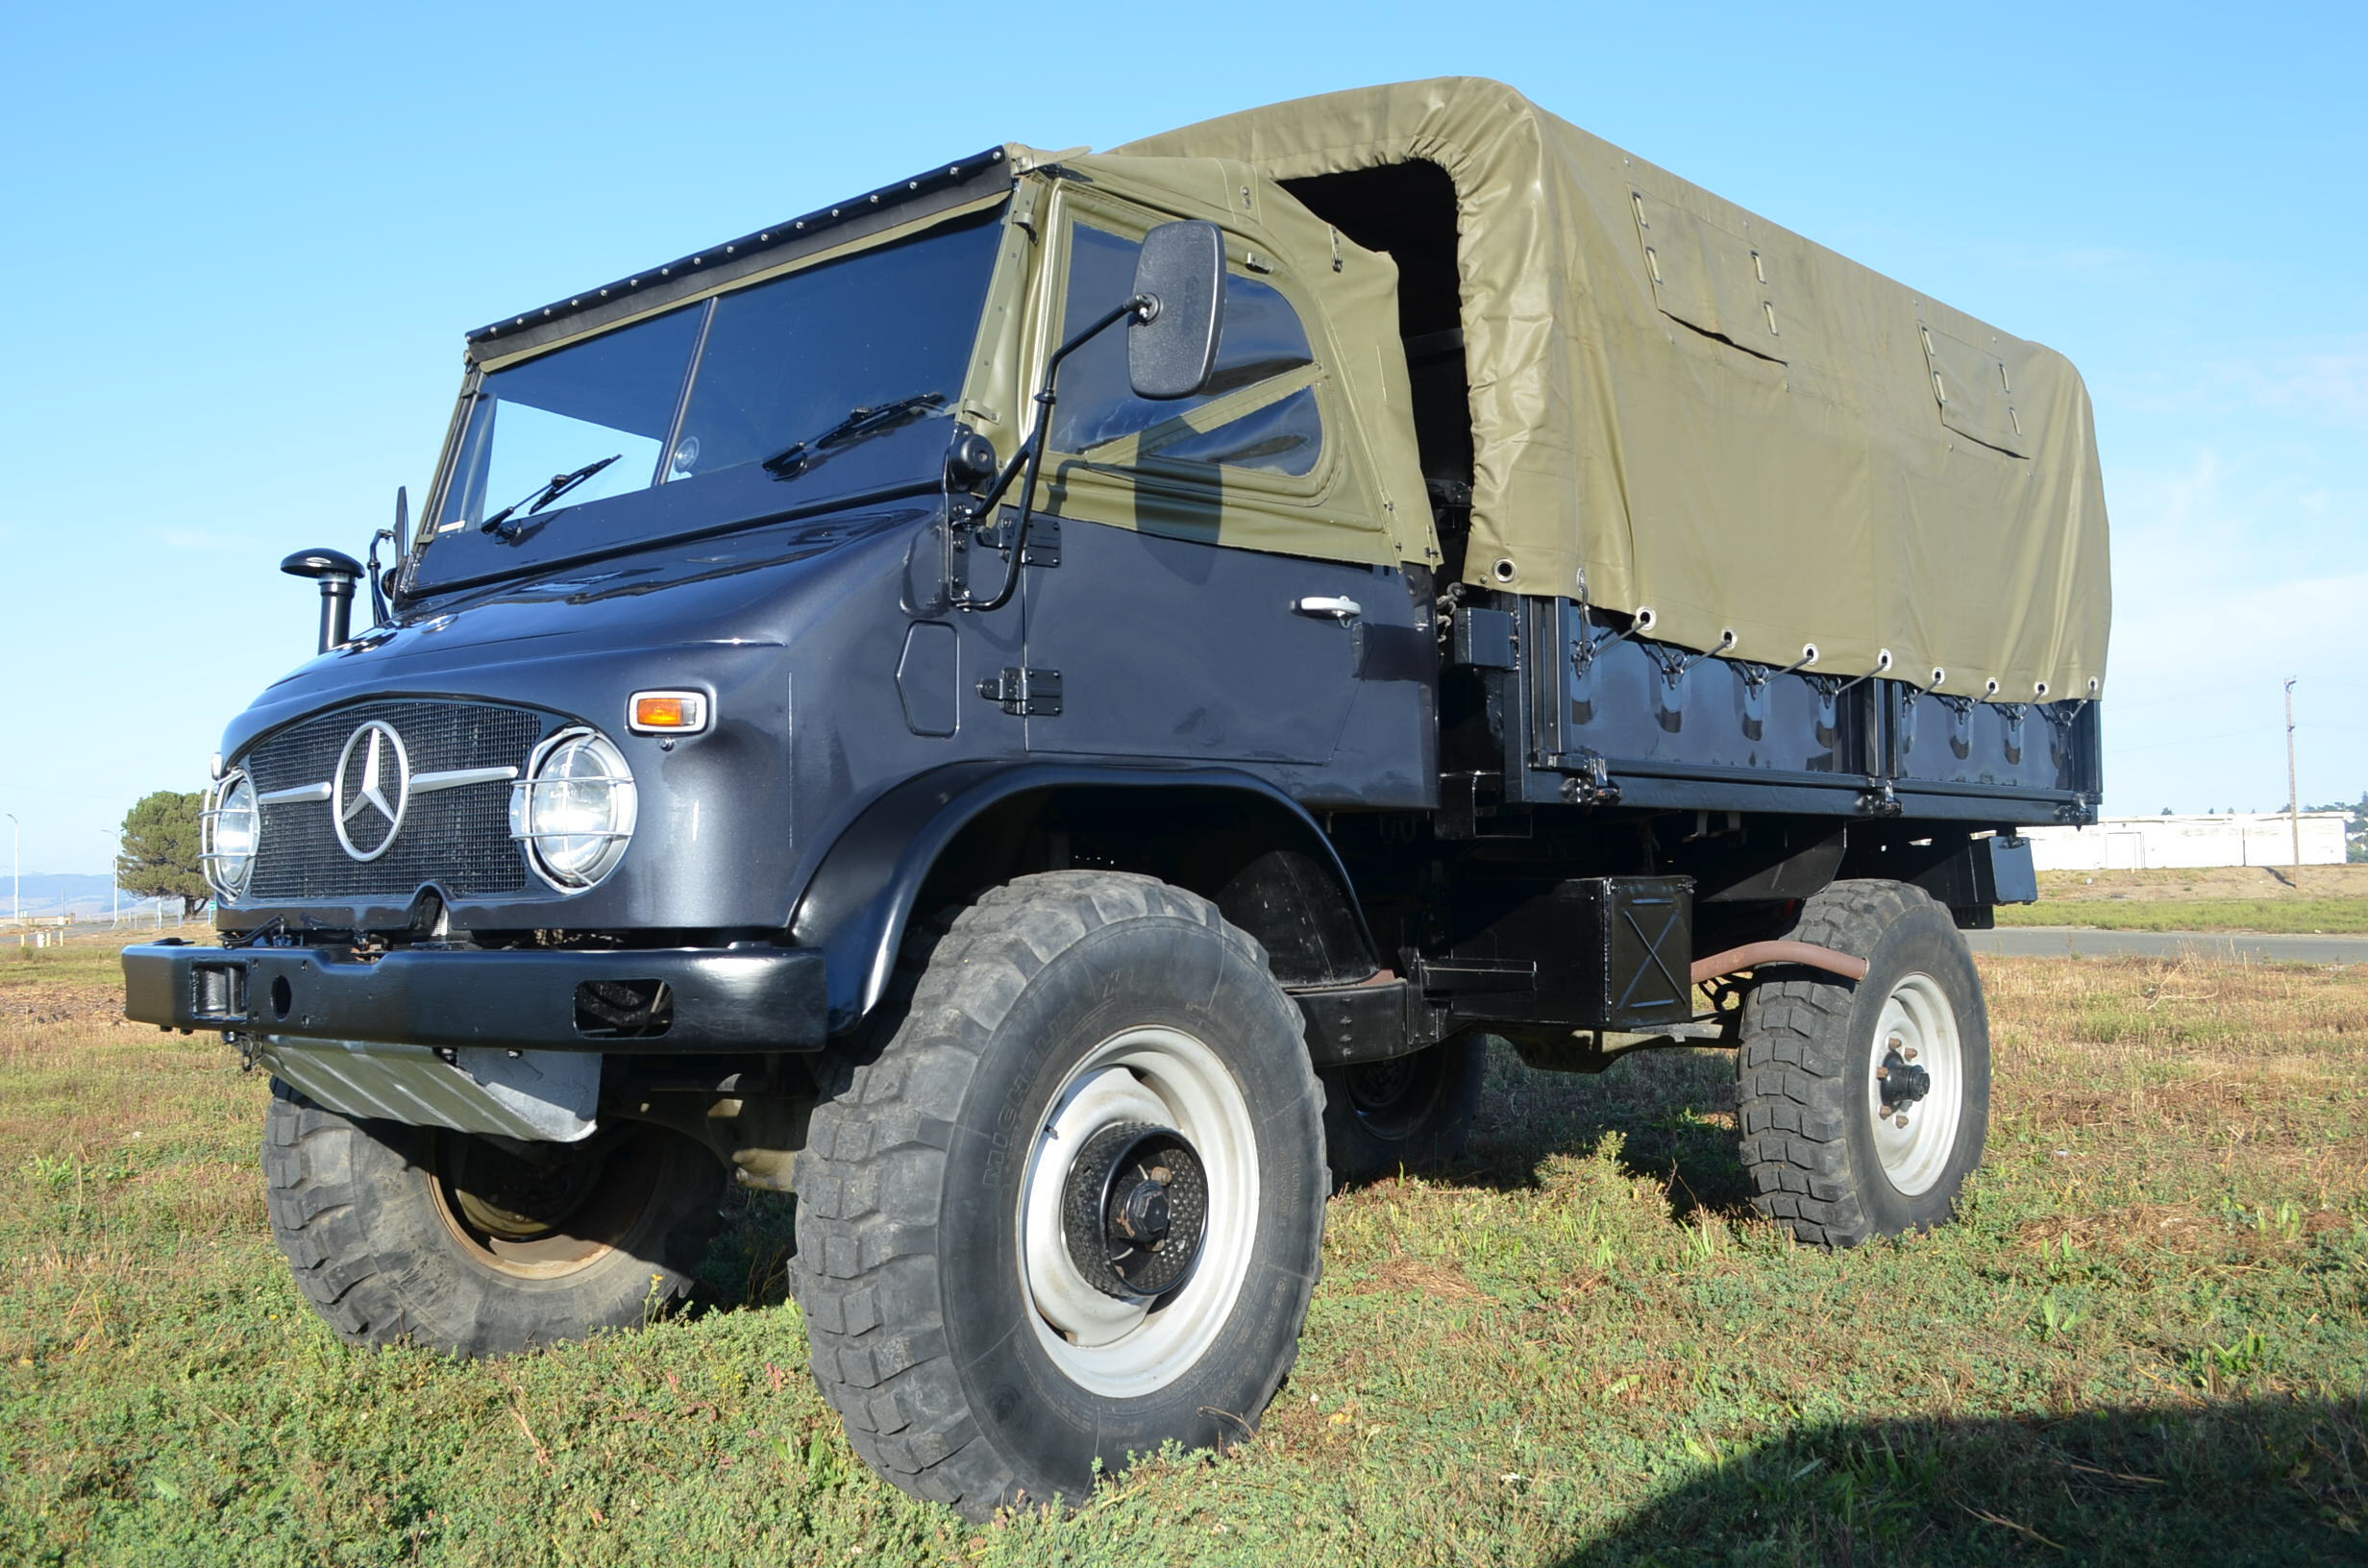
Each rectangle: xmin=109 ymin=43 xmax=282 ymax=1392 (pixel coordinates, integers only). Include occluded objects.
xmin=948 ymin=221 xmax=1226 ymax=613
xmin=1127 ymin=221 xmax=1226 ymax=400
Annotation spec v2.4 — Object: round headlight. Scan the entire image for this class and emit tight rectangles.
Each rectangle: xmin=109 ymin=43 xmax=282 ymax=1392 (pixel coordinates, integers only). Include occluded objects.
xmin=510 ymin=728 xmax=636 ymax=891
xmin=203 ymin=771 xmax=259 ymax=898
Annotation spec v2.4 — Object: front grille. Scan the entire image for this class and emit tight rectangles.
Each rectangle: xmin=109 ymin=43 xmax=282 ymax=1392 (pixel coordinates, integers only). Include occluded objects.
xmin=243 ymin=700 xmax=547 ymax=900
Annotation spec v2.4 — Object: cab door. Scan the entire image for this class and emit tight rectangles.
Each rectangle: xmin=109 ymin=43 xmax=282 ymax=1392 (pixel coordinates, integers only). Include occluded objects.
xmin=1017 ymin=195 xmax=1392 ymax=767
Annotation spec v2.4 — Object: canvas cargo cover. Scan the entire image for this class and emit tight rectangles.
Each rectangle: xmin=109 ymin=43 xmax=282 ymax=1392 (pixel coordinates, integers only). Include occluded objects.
xmin=1121 ymin=78 xmax=2109 ymax=698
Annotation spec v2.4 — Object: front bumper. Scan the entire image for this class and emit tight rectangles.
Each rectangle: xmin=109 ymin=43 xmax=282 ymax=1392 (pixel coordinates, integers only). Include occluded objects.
xmin=121 ymin=941 xmax=826 ymax=1053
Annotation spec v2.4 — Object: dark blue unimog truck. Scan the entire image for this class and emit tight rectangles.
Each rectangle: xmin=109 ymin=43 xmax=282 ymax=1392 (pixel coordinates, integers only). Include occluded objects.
xmin=124 ymin=79 xmax=2108 ymax=1516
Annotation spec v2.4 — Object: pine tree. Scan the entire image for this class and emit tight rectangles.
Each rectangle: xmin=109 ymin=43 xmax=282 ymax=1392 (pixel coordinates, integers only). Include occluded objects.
xmin=116 ymin=792 xmax=209 ymax=919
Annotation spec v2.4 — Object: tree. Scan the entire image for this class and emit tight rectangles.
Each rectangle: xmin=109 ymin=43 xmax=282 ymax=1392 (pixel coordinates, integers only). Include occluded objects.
xmin=117 ymin=791 xmax=209 ymax=919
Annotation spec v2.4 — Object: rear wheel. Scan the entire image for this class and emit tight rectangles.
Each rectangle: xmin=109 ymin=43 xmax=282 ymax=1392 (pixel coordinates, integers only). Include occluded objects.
xmin=1318 ymin=1033 xmax=1487 ymax=1184
xmin=263 ymin=1083 xmax=726 ymax=1355
xmin=792 ymin=871 xmax=1327 ymax=1519
xmin=1735 ymin=880 xmax=1991 ymax=1246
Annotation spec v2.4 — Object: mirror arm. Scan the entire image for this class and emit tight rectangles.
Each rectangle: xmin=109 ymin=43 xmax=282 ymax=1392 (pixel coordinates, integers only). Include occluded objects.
xmin=361 ymin=484 xmax=404 ymax=629
xmin=954 ymin=297 xmax=1148 ymax=613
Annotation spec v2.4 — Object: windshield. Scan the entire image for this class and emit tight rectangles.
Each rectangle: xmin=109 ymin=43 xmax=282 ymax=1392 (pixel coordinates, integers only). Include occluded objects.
xmin=417 ymin=206 xmax=1004 ymax=583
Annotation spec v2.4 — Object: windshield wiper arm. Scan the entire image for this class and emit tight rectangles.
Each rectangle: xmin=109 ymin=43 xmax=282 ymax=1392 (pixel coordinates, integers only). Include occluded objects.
xmin=480 ymin=453 xmax=622 ymax=537
xmin=760 ymin=393 xmax=947 ymax=478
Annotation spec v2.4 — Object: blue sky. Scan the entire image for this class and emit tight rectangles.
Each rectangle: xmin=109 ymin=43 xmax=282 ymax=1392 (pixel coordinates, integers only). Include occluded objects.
xmin=2 ymin=0 xmax=2362 ymax=875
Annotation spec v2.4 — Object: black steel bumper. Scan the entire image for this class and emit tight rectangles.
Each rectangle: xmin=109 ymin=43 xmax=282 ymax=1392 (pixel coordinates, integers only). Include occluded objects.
xmin=121 ymin=941 xmax=827 ymax=1053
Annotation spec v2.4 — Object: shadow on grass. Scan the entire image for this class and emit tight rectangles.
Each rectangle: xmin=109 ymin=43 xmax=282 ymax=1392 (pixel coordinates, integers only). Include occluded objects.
xmin=1447 ymin=1041 xmax=1754 ymax=1221
xmin=689 ymin=1188 xmax=801 ymax=1313
xmin=693 ymin=1041 xmax=1755 ymax=1314
xmin=1556 ymin=1394 xmax=2367 ymax=1567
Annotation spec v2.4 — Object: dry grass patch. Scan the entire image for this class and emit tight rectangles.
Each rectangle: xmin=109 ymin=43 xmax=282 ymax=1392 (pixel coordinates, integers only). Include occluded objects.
xmin=2004 ymin=866 xmax=2368 ymax=933
xmin=0 ymin=984 xmax=134 ymax=1029
xmin=2034 ymin=865 xmax=2368 ymax=903
xmin=1349 ymin=1253 xmax=1493 ymax=1305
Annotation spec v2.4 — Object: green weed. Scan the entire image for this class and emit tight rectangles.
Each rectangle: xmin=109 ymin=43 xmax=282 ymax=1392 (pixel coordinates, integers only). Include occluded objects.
xmin=2191 ymin=1327 xmax=2278 ymax=1392
xmin=2035 ymin=1289 xmax=2088 ymax=1343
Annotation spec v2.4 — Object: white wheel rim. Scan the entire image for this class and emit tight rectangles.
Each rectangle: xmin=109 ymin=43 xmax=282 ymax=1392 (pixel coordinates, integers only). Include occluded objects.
xmin=1867 ymin=971 xmax=1964 ymax=1196
xmin=1014 ymin=1024 xmax=1259 ymax=1399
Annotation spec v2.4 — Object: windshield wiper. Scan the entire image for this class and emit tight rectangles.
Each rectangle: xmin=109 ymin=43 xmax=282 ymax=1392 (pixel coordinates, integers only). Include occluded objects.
xmin=479 ymin=453 xmax=622 ymax=537
xmin=760 ymin=393 xmax=947 ymax=478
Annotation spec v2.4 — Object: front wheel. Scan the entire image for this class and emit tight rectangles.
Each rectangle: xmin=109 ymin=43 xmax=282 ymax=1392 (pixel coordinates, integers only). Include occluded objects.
xmin=262 ymin=1084 xmax=726 ymax=1355
xmin=1736 ymin=880 xmax=1991 ymax=1246
xmin=792 ymin=871 xmax=1327 ymax=1519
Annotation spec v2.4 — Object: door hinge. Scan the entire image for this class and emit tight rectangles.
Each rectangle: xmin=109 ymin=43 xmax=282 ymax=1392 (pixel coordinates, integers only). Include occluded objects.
xmin=978 ymin=508 xmax=1060 ymax=568
xmin=978 ymin=667 xmax=1063 ymax=717
xmin=1021 ymin=513 xmax=1060 ymax=568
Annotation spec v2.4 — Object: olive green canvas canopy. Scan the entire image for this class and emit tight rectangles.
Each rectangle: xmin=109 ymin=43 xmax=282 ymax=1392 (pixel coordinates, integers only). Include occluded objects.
xmin=1121 ymin=78 xmax=2110 ymax=698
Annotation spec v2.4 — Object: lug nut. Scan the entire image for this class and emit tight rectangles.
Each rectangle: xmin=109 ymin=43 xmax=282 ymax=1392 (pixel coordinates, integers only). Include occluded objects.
xmin=1903 ymin=1047 xmax=1918 ymax=1061
xmin=1876 ymin=1066 xmax=1890 ymax=1080
xmin=1894 ymin=1115 xmax=1910 ymax=1128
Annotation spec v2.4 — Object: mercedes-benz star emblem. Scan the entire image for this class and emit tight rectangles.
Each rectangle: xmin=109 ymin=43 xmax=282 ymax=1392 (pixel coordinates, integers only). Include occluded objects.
xmin=333 ymin=720 xmax=411 ymax=861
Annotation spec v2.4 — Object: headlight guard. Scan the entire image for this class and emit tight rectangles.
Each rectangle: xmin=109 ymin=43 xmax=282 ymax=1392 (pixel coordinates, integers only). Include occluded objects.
xmin=508 ymin=726 xmax=637 ymax=893
xmin=200 ymin=770 xmax=259 ymax=899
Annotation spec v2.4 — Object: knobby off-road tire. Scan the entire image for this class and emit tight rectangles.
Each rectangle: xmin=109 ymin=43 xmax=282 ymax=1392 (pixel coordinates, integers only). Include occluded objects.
xmin=262 ymin=1082 xmax=726 ymax=1356
xmin=1318 ymin=1032 xmax=1488 ymax=1185
xmin=791 ymin=871 xmax=1328 ymax=1520
xmin=1736 ymin=879 xmax=1992 ymax=1247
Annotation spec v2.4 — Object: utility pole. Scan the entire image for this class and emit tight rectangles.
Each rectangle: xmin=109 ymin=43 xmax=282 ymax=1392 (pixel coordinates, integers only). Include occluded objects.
xmin=4 ymin=812 xmax=16 ymax=927
xmin=2285 ymin=678 xmax=2301 ymax=872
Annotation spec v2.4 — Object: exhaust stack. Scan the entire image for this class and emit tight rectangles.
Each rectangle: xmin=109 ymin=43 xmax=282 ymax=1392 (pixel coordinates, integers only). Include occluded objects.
xmin=280 ymin=548 xmax=363 ymax=653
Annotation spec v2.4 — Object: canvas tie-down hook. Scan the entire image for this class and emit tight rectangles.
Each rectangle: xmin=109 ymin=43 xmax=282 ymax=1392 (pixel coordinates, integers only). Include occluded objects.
xmin=1739 ymin=643 xmax=1819 ymax=693
xmin=1573 ymin=602 xmax=1656 ymax=676
xmin=1667 ymin=628 xmax=1739 ymax=684
xmin=1829 ymin=649 xmax=1895 ymax=698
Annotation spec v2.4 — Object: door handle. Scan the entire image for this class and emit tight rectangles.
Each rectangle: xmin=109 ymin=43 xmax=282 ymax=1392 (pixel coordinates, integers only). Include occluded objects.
xmin=1292 ymin=595 xmax=1362 ymax=623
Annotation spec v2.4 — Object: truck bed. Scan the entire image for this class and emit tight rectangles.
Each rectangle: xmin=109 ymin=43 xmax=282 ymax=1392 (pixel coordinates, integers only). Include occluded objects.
xmin=1449 ymin=596 xmax=2100 ymax=827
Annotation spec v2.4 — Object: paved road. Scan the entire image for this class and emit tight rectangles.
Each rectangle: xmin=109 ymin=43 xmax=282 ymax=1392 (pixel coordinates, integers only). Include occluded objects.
xmin=1967 ymin=926 xmax=2368 ymax=964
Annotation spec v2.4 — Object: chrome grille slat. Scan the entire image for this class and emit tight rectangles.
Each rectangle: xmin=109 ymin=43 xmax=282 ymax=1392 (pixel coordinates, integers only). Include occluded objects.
xmin=243 ymin=700 xmax=546 ymax=899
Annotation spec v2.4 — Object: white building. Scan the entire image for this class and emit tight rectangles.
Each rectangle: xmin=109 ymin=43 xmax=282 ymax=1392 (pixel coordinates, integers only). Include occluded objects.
xmin=2025 ymin=812 xmax=2349 ymax=870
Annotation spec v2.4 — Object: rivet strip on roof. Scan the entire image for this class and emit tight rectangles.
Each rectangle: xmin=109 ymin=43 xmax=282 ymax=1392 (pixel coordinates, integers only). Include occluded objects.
xmin=465 ymin=147 xmax=1008 ymax=344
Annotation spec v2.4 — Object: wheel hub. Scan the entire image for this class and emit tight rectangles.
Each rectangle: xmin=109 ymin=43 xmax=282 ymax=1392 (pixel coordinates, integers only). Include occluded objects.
xmin=428 ymin=1126 xmax=664 ymax=1278
xmin=1867 ymin=973 xmax=1966 ymax=1197
xmin=1061 ymin=1122 xmax=1208 ymax=1298
xmin=1877 ymin=1050 xmax=1932 ymax=1114
xmin=1115 ymin=1177 xmax=1172 ymax=1242
xmin=1347 ymin=1054 xmax=1415 ymax=1113
xmin=1015 ymin=1027 xmax=1261 ymax=1395
xmin=449 ymin=1142 xmax=607 ymax=1239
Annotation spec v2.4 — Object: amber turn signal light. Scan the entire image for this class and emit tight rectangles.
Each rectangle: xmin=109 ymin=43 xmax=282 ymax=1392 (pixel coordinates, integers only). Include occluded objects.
xmin=627 ymin=691 xmax=709 ymax=734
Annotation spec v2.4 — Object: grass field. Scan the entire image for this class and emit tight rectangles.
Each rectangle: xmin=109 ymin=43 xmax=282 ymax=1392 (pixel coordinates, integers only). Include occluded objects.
xmin=1999 ymin=865 xmax=2368 ymax=933
xmin=4 ymin=932 xmax=2367 ymax=1565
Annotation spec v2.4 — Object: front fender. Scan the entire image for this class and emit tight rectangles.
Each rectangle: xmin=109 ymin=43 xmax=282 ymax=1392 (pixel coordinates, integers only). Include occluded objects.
xmin=787 ymin=760 xmax=1378 ymax=1033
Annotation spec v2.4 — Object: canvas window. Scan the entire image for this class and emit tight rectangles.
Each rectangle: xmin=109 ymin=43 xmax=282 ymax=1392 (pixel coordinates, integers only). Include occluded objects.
xmin=1631 ymin=189 xmax=1785 ymax=364
xmin=1050 ymin=223 xmax=1324 ymax=476
xmin=1920 ymin=322 xmax=2027 ymax=457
